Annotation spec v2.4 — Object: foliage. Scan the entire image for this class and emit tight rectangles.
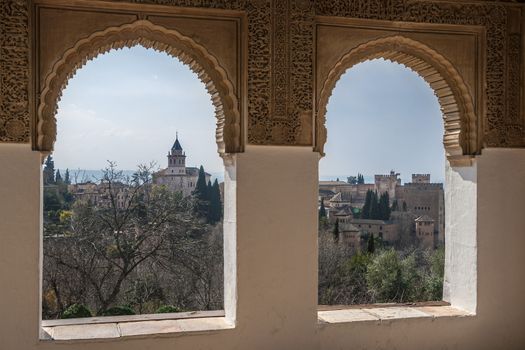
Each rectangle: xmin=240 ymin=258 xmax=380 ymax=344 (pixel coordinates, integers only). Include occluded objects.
xmin=156 ymin=305 xmax=182 ymax=313
xmin=333 ymin=219 xmax=339 ymax=241
xmin=424 ymin=246 xmax=445 ymax=300
xmin=319 ymin=200 xmax=327 ymax=219
xmin=378 ymin=192 xmax=391 ymax=220
xmin=43 ymin=156 xmax=55 ymax=185
xmin=367 ymin=233 xmax=375 ymax=254
xmin=64 ymin=169 xmax=71 ymax=184
xmin=42 ymin=162 xmax=225 ymax=319
xmin=318 ymin=224 xmax=445 ymax=306
xmin=366 ymin=249 xmax=406 ymax=302
xmin=193 ymin=165 xmax=210 ymax=218
xmin=55 ymin=169 xmax=63 ymax=183
xmin=361 ymin=190 xmax=372 ymax=219
xmin=207 ymin=179 xmax=222 ymax=224
xmin=361 ymin=190 xmax=390 ymax=220
xmin=101 ymin=306 xmax=135 ymax=316
xmin=391 ymin=199 xmax=399 ymax=211
xmin=61 ymin=304 xmax=92 ymax=319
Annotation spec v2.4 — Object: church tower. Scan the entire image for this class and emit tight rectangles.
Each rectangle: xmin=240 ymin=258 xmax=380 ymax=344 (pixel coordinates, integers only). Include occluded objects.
xmin=167 ymin=133 xmax=186 ymax=174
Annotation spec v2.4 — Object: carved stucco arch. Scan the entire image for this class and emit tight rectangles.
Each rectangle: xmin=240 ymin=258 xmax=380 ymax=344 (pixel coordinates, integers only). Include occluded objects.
xmin=36 ymin=20 xmax=242 ymax=157
xmin=316 ymin=35 xmax=478 ymax=164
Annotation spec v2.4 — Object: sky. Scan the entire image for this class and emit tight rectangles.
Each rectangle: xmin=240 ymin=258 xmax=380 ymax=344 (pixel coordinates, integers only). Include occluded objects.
xmin=319 ymin=58 xmax=445 ymax=183
xmin=54 ymin=46 xmax=445 ymax=183
xmin=54 ymin=46 xmax=221 ymax=174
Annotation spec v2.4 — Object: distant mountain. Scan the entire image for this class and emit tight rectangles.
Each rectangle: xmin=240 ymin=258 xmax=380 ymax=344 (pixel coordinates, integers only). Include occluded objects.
xmin=58 ymin=169 xmax=225 ymax=184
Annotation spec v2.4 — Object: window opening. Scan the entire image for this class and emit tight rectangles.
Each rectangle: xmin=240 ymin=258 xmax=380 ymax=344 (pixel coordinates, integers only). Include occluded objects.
xmin=318 ymin=59 xmax=445 ymax=306
xmin=42 ymin=46 xmax=225 ymax=320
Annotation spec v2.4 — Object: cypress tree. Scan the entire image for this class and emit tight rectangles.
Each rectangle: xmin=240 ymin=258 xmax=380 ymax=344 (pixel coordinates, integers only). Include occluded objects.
xmin=207 ymin=180 xmax=212 ymax=199
xmin=319 ymin=200 xmax=327 ymax=219
xmin=391 ymin=199 xmax=398 ymax=212
xmin=43 ymin=156 xmax=55 ymax=185
xmin=362 ymin=190 xmax=372 ymax=219
xmin=193 ymin=166 xmax=210 ymax=218
xmin=55 ymin=169 xmax=63 ymax=183
xmin=367 ymin=233 xmax=375 ymax=254
xmin=333 ymin=218 xmax=340 ymax=241
xmin=215 ymin=180 xmax=223 ymax=219
xmin=370 ymin=191 xmax=380 ymax=219
xmin=378 ymin=192 xmax=390 ymax=220
xmin=194 ymin=166 xmax=208 ymax=199
xmin=384 ymin=192 xmax=391 ymax=220
xmin=64 ymin=169 xmax=71 ymax=185
xmin=208 ymin=179 xmax=222 ymax=224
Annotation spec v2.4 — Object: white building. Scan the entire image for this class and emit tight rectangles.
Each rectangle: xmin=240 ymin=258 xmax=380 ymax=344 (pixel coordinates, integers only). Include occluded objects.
xmin=153 ymin=135 xmax=210 ymax=197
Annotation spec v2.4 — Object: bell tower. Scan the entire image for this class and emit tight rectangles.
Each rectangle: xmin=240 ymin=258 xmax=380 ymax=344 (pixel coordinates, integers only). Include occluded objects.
xmin=167 ymin=133 xmax=186 ymax=174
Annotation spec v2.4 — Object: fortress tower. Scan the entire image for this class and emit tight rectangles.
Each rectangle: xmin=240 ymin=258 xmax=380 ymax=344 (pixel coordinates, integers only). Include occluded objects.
xmin=374 ymin=170 xmax=401 ymax=201
xmin=412 ymin=174 xmax=431 ymax=183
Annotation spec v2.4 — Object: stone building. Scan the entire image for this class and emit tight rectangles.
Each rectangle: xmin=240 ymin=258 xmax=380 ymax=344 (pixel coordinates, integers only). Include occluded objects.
xmin=320 ymin=172 xmax=445 ymax=246
xmin=338 ymin=224 xmax=361 ymax=250
xmin=374 ymin=170 xmax=401 ymax=201
xmin=350 ymin=219 xmax=399 ymax=244
xmin=395 ymin=174 xmax=445 ymax=242
xmin=319 ymin=180 xmax=374 ymax=207
xmin=68 ymin=181 xmax=131 ymax=210
xmin=319 ymin=170 xmax=401 ymax=208
xmin=415 ymin=215 xmax=436 ymax=249
xmin=152 ymin=135 xmax=210 ymax=197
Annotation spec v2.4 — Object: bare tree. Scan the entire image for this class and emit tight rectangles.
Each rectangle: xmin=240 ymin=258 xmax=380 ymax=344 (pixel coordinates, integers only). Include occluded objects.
xmin=44 ymin=162 xmax=192 ymax=314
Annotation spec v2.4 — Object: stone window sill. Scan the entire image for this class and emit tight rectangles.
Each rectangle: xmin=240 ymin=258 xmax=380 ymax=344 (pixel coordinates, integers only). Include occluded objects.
xmin=318 ymin=303 xmax=473 ymax=325
xmin=41 ymin=310 xmax=233 ymax=341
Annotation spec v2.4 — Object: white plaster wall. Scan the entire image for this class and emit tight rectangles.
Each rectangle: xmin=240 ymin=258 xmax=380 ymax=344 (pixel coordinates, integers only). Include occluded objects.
xmin=443 ymin=160 xmax=477 ymax=313
xmin=0 ymin=145 xmax=524 ymax=350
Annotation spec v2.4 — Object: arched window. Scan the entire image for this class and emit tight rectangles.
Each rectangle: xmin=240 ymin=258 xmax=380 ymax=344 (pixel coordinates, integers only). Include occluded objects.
xmin=318 ymin=58 xmax=446 ymax=306
xmin=41 ymin=46 xmax=227 ymax=320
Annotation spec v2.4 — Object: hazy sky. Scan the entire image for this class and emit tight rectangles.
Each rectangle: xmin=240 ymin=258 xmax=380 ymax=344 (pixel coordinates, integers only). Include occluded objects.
xmin=54 ymin=46 xmax=445 ymax=183
xmin=320 ymin=58 xmax=445 ymax=183
xmin=54 ymin=46 xmax=222 ymax=173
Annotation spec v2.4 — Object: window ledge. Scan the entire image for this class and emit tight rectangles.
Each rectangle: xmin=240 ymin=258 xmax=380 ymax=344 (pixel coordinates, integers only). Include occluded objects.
xmin=41 ymin=311 xmax=234 ymax=341
xmin=318 ymin=305 xmax=473 ymax=325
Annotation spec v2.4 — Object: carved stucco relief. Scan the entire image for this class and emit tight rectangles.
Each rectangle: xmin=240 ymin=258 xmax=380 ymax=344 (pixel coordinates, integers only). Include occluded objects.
xmin=315 ymin=0 xmax=523 ymax=149
xmin=315 ymin=35 xmax=477 ymax=163
xmin=0 ymin=0 xmax=523 ymax=150
xmin=36 ymin=20 xmax=241 ymax=156
xmin=0 ymin=0 xmax=30 ymax=143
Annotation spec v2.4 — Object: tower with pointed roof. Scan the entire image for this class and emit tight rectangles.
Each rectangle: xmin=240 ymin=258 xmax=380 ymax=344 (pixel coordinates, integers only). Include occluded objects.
xmin=167 ymin=133 xmax=186 ymax=175
xmin=153 ymin=133 xmax=211 ymax=197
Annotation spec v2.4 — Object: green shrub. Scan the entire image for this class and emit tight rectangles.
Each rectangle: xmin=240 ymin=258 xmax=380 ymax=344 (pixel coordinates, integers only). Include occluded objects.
xmin=155 ymin=305 xmax=182 ymax=314
xmin=101 ymin=306 xmax=135 ymax=316
xmin=61 ymin=304 xmax=92 ymax=319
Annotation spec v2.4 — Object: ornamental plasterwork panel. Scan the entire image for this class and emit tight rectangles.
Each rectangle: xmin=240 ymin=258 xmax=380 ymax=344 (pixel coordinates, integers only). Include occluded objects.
xmin=0 ymin=0 xmax=523 ymax=150
xmin=315 ymin=34 xmax=479 ymax=164
xmin=0 ymin=0 xmax=30 ymax=142
xmin=314 ymin=0 xmax=524 ymax=149
xmin=32 ymin=0 xmax=247 ymax=156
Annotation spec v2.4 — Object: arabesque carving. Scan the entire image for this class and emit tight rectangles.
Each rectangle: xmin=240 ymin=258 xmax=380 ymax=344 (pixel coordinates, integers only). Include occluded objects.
xmin=315 ymin=0 xmax=523 ymax=148
xmin=0 ymin=0 xmax=523 ymax=149
xmin=36 ymin=20 xmax=242 ymax=156
xmin=316 ymin=35 xmax=477 ymax=163
xmin=0 ymin=0 xmax=30 ymax=143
